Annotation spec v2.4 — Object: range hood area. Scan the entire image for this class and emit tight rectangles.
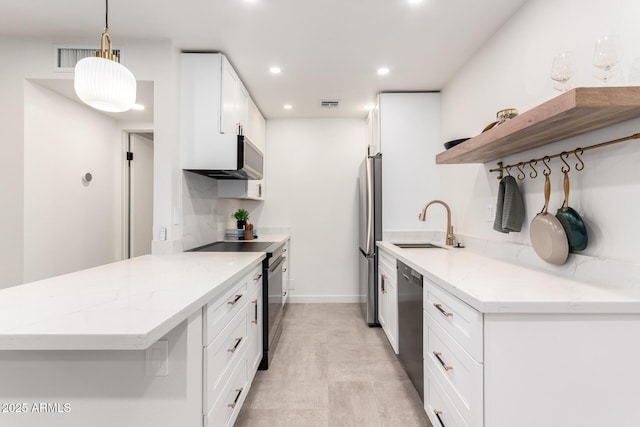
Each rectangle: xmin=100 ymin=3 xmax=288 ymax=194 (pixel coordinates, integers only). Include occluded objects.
xmin=183 ymin=134 xmax=263 ymax=180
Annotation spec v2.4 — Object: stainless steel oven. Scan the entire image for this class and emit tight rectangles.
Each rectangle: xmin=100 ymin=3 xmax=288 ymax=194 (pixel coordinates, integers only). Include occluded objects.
xmin=261 ymin=245 xmax=286 ymax=369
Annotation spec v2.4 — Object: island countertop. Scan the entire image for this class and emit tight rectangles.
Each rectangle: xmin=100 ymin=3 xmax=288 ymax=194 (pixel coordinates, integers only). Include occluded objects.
xmin=378 ymin=241 xmax=640 ymax=314
xmin=0 ymin=252 xmax=265 ymax=350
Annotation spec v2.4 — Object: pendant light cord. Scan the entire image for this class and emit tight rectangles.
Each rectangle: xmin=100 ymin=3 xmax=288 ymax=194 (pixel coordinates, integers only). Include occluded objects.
xmin=105 ymin=0 xmax=109 ymax=29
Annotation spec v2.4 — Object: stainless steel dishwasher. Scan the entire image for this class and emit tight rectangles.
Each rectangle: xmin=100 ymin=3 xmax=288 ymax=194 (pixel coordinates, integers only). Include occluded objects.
xmin=397 ymin=260 xmax=424 ymax=401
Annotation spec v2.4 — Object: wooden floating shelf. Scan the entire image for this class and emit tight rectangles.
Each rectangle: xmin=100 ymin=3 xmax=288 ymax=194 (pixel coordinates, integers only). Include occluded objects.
xmin=436 ymin=86 xmax=640 ymax=165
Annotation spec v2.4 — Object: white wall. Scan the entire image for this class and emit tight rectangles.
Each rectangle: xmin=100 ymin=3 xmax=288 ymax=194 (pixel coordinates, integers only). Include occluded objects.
xmin=23 ymin=82 xmax=122 ymax=282
xmin=0 ymin=37 xmax=181 ymax=288
xmin=440 ymin=0 xmax=640 ymax=278
xmin=258 ymin=119 xmax=366 ymax=302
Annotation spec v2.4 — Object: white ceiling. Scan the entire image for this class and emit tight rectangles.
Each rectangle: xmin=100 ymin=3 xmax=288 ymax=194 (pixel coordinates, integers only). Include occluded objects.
xmin=0 ymin=0 xmax=528 ymax=119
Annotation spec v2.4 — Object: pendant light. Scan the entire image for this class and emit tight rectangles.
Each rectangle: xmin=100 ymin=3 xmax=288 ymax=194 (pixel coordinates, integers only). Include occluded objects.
xmin=74 ymin=0 xmax=136 ymax=112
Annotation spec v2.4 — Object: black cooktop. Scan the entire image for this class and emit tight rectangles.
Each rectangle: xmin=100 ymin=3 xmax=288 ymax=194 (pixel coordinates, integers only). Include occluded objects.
xmin=189 ymin=241 xmax=279 ymax=253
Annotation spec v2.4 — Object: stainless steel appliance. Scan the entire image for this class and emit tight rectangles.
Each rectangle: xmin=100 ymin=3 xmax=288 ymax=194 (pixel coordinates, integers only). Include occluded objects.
xmin=188 ymin=240 xmax=285 ymax=369
xmin=358 ymin=154 xmax=382 ymax=326
xmin=398 ymin=259 xmax=424 ymax=401
xmin=184 ymin=135 xmax=263 ymax=180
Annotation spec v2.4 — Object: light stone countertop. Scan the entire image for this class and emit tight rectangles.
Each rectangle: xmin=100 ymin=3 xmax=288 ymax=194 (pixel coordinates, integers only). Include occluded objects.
xmin=0 ymin=252 xmax=265 ymax=350
xmin=378 ymin=241 xmax=640 ymax=314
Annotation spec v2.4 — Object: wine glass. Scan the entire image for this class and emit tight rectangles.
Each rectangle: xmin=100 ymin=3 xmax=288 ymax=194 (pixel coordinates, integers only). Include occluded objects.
xmin=593 ymin=35 xmax=623 ymax=83
xmin=551 ymin=51 xmax=576 ymax=92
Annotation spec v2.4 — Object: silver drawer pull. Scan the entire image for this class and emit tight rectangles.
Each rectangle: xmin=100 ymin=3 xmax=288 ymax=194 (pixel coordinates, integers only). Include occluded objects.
xmin=433 ymin=352 xmax=453 ymax=371
xmin=227 ymin=337 xmax=243 ymax=352
xmin=402 ymin=273 xmax=410 ymax=281
xmin=433 ymin=303 xmax=453 ymax=317
xmin=227 ymin=388 xmax=244 ymax=409
xmin=283 ymin=248 xmax=287 ymax=252
xmin=227 ymin=294 xmax=243 ymax=305
xmin=251 ymin=299 xmax=258 ymax=324
xmin=253 ymin=274 xmax=262 ymax=281
xmin=282 ymin=267 xmax=287 ymax=273
xmin=433 ymin=409 xmax=445 ymax=427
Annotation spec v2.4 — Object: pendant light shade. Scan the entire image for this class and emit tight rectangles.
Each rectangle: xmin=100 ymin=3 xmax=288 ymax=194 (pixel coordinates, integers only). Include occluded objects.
xmin=74 ymin=56 xmax=136 ymax=112
xmin=74 ymin=0 xmax=136 ymax=112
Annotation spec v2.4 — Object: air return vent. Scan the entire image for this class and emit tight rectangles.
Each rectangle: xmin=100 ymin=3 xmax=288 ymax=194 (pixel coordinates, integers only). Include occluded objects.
xmin=320 ymin=100 xmax=340 ymax=108
xmin=54 ymin=46 xmax=122 ymax=72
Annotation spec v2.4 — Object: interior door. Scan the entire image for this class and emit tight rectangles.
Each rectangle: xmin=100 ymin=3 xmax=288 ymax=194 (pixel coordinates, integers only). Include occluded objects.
xmin=129 ymin=133 xmax=154 ymax=258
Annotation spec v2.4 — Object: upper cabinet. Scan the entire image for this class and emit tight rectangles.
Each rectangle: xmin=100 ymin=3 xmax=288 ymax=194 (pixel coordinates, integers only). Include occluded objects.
xmin=367 ymin=103 xmax=380 ymax=155
xmin=181 ymin=52 xmax=266 ymax=200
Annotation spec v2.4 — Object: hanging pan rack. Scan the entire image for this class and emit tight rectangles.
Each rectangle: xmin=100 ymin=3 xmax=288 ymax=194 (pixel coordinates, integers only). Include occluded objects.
xmin=489 ymin=132 xmax=640 ymax=180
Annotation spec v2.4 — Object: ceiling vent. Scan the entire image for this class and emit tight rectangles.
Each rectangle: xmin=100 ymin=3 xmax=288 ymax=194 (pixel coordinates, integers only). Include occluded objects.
xmin=320 ymin=100 xmax=340 ymax=108
xmin=53 ymin=46 xmax=122 ymax=72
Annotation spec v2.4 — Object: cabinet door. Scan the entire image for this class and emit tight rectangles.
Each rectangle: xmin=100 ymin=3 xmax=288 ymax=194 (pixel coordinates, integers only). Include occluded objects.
xmin=378 ymin=269 xmax=388 ymax=330
xmin=237 ymin=84 xmax=249 ymax=135
xmin=282 ymin=241 xmax=290 ymax=305
xmin=368 ymin=102 xmax=380 ymax=155
xmin=221 ymin=58 xmax=239 ymax=135
xmin=218 ymin=180 xmax=264 ymax=201
xmin=246 ymin=99 xmax=265 ymax=154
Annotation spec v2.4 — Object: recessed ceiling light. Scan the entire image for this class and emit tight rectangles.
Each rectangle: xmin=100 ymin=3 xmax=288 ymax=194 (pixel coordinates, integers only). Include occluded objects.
xmin=283 ymin=104 xmax=292 ymax=110
xmin=131 ymin=103 xmax=145 ymax=111
xmin=377 ymin=67 xmax=390 ymax=75
xmin=363 ymin=105 xmax=375 ymax=110
xmin=408 ymin=0 xmax=423 ymax=3
xmin=269 ymin=67 xmax=281 ymax=74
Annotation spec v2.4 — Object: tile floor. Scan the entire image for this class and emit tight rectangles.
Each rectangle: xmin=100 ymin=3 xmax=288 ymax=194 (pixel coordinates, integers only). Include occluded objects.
xmin=236 ymin=303 xmax=432 ymax=427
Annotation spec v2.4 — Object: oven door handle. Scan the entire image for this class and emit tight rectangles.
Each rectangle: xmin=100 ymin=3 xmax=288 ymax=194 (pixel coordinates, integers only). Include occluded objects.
xmin=268 ymin=256 xmax=286 ymax=273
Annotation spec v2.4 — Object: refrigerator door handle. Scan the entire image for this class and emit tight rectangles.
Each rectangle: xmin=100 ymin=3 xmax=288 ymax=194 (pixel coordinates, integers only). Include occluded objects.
xmin=365 ymin=158 xmax=374 ymax=254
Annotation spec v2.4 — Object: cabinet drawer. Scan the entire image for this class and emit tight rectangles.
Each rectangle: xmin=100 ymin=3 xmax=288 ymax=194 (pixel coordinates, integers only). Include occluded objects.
xmin=425 ymin=312 xmax=482 ymax=426
xmin=204 ymin=304 xmax=249 ymax=411
xmin=205 ymin=354 xmax=249 ymax=427
xmin=204 ymin=265 xmax=262 ymax=345
xmin=425 ymin=281 xmax=483 ymax=361
xmin=379 ymin=249 xmax=395 ymax=272
xmin=425 ymin=363 xmax=469 ymax=427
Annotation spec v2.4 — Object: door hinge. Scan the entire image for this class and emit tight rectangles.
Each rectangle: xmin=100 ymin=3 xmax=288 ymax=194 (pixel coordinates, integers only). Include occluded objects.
xmin=126 ymin=152 xmax=134 ymax=161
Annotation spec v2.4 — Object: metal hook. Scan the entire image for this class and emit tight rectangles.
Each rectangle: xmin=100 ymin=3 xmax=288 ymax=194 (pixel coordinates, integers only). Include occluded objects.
xmin=528 ymin=159 xmax=538 ymax=179
xmin=516 ymin=162 xmax=526 ymax=180
xmin=542 ymin=156 xmax=552 ymax=176
xmin=560 ymin=151 xmax=571 ymax=174
xmin=505 ymin=165 xmax=512 ymax=176
xmin=574 ymin=148 xmax=585 ymax=171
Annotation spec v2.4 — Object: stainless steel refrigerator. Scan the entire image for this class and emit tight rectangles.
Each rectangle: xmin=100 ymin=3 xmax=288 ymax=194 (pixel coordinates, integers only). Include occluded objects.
xmin=359 ymin=154 xmax=382 ymax=326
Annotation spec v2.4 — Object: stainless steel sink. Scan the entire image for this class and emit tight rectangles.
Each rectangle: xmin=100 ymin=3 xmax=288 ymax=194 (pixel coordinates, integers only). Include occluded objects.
xmin=393 ymin=243 xmax=442 ymax=249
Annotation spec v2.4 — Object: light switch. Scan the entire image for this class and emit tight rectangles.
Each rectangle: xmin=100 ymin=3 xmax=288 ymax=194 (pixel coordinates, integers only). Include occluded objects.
xmin=485 ymin=204 xmax=496 ymax=222
xmin=145 ymin=339 xmax=169 ymax=377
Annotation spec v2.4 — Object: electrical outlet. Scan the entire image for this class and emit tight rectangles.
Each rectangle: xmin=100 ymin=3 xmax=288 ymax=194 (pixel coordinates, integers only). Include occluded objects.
xmin=485 ymin=204 xmax=496 ymax=222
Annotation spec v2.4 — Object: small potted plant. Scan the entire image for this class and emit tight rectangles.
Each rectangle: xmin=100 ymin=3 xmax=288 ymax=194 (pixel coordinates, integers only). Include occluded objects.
xmin=232 ymin=208 xmax=250 ymax=229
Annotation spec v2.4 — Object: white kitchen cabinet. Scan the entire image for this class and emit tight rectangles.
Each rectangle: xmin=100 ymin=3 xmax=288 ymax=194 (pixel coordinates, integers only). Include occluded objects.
xmin=378 ymin=247 xmax=398 ymax=353
xmin=424 ymin=278 xmax=640 ymax=427
xmin=374 ymin=92 xmax=441 ymax=231
xmin=367 ymin=103 xmax=380 ymax=155
xmin=245 ymin=98 xmax=266 ymax=154
xmin=181 ymin=53 xmax=263 ymax=174
xmin=282 ymin=240 xmax=290 ymax=306
xmin=203 ymin=264 xmax=263 ymax=426
xmin=218 ymin=180 xmax=264 ymax=200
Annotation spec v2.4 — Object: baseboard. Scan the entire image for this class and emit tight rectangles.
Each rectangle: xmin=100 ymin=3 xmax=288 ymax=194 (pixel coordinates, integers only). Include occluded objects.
xmin=288 ymin=295 xmax=363 ymax=304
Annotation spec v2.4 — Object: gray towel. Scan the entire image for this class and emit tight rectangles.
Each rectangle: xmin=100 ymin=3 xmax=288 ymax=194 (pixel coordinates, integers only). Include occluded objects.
xmin=493 ymin=176 xmax=525 ymax=233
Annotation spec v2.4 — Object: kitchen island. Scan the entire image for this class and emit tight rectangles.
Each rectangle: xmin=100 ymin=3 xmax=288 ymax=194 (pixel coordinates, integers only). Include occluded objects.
xmin=0 ymin=251 xmax=266 ymax=427
xmin=379 ymin=241 xmax=640 ymax=427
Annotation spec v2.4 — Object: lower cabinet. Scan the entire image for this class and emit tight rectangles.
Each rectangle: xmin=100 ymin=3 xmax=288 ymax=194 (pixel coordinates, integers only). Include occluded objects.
xmin=282 ymin=240 xmax=290 ymax=306
xmin=424 ymin=278 xmax=640 ymax=427
xmin=424 ymin=277 xmax=483 ymax=427
xmin=202 ymin=263 xmax=263 ymax=427
xmin=378 ymin=247 xmax=398 ymax=354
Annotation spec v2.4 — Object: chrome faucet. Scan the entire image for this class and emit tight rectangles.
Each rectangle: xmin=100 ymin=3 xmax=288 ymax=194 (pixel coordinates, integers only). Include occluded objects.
xmin=418 ymin=200 xmax=455 ymax=246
